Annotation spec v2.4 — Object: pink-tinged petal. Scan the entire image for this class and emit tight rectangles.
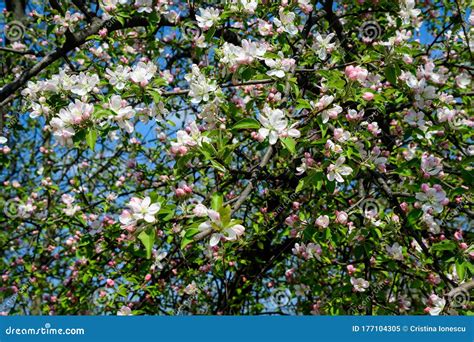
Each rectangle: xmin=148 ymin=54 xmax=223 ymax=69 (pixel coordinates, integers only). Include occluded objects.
xmin=339 ymin=166 xmax=353 ymax=176
xmin=193 ymin=204 xmax=208 ymax=217
xmin=258 ymin=127 xmax=270 ymax=138
xmin=128 ymin=199 xmax=142 ymax=212
xmin=287 ymin=128 xmax=301 ymax=138
xmin=327 ymin=172 xmax=335 ymax=181
xmin=198 ymin=221 xmax=211 ymax=232
xmin=123 ymin=121 xmax=134 ymax=133
xmin=144 ymin=214 xmax=156 ymax=223
xmin=334 ymin=172 xmax=344 ymax=183
xmin=210 ymin=233 xmax=221 ymax=247
xmin=321 ymin=112 xmax=329 ymax=123
xmin=231 ymin=224 xmax=245 ymax=237
xmin=119 ymin=210 xmax=133 ymax=225
xmin=335 ymin=156 xmax=346 ymax=166
xmin=223 ymin=228 xmax=237 ymax=241
xmin=148 ymin=203 xmax=161 ymax=215
xmin=142 ymin=196 xmax=151 ymax=208
xmin=269 ymin=131 xmax=279 ymax=145
xmin=207 ymin=210 xmax=221 ymax=223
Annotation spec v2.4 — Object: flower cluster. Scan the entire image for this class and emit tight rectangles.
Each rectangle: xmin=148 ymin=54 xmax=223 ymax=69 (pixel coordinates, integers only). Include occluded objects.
xmin=119 ymin=197 xmax=161 ymax=229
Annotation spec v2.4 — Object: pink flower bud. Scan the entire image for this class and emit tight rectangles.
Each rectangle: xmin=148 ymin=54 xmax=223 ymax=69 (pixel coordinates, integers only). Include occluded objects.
xmin=175 ymin=188 xmax=186 ymax=197
xmin=362 ymin=92 xmax=374 ymax=101
xmin=177 ymin=145 xmax=188 ymax=156
xmin=99 ymin=28 xmax=108 ymax=38
xmin=454 ymin=231 xmax=463 ymax=241
xmin=347 ymin=265 xmax=356 ymax=275
xmin=421 ymin=183 xmax=430 ymax=192
xmin=335 ymin=211 xmax=348 ymax=225
xmin=182 ymin=185 xmax=193 ymax=194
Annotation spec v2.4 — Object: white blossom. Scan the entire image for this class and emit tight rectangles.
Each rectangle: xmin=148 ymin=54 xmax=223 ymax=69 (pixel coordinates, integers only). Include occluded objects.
xmin=258 ymin=105 xmax=300 ymax=145
xmin=327 ymin=156 xmax=353 ymax=183
xmin=108 ymin=95 xmax=136 ymax=133
xmin=106 ymin=65 xmax=131 ymax=90
xmin=386 ymin=242 xmax=403 ymax=260
xmin=351 ymin=277 xmax=369 ymax=292
xmin=196 ymin=7 xmax=220 ymax=30
xmin=312 ymin=33 xmax=336 ymax=60
xmin=185 ymin=65 xmax=218 ymax=104
xmin=273 ymin=8 xmax=298 ymax=36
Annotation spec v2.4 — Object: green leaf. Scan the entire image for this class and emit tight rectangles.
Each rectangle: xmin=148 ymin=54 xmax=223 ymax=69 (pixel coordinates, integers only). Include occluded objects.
xmin=385 ymin=65 xmax=400 ymax=85
xmin=219 ymin=205 xmax=232 ymax=227
xmin=297 ymin=172 xmax=324 ymax=192
xmin=295 ymin=99 xmax=312 ymax=110
xmin=185 ymin=228 xmax=200 ymax=239
xmin=179 ymin=228 xmax=200 ymax=249
xmin=465 ymin=261 xmax=474 ymax=275
xmin=430 ymin=240 xmax=457 ymax=252
xmin=181 ymin=237 xmax=194 ymax=249
xmin=86 ymin=129 xmax=97 ymax=150
xmin=280 ymin=137 xmax=297 ymax=155
xmin=326 ymin=180 xmax=335 ymax=194
xmin=210 ymin=159 xmax=226 ymax=172
xmin=205 ymin=26 xmax=216 ymax=41
xmin=138 ymin=229 xmax=155 ymax=259
xmin=211 ymin=193 xmax=223 ymax=211
xmin=373 ymin=228 xmax=383 ymax=239
xmin=199 ymin=142 xmax=217 ymax=160
xmin=295 ymin=178 xmax=305 ymax=193
xmin=394 ymin=158 xmax=419 ymax=177
xmin=311 ymin=172 xmax=324 ymax=190
xmin=406 ymin=209 xmax=423 ymax=226
xmin=456 ymin=260 xmax=466 ymax=281
xmin=147 ymin=89 xmax=162 ymax=104
xmin=232 ymin=118 xmax=260 ymax=130
xmin=461 ymin=170 xmax=474 ymax=185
